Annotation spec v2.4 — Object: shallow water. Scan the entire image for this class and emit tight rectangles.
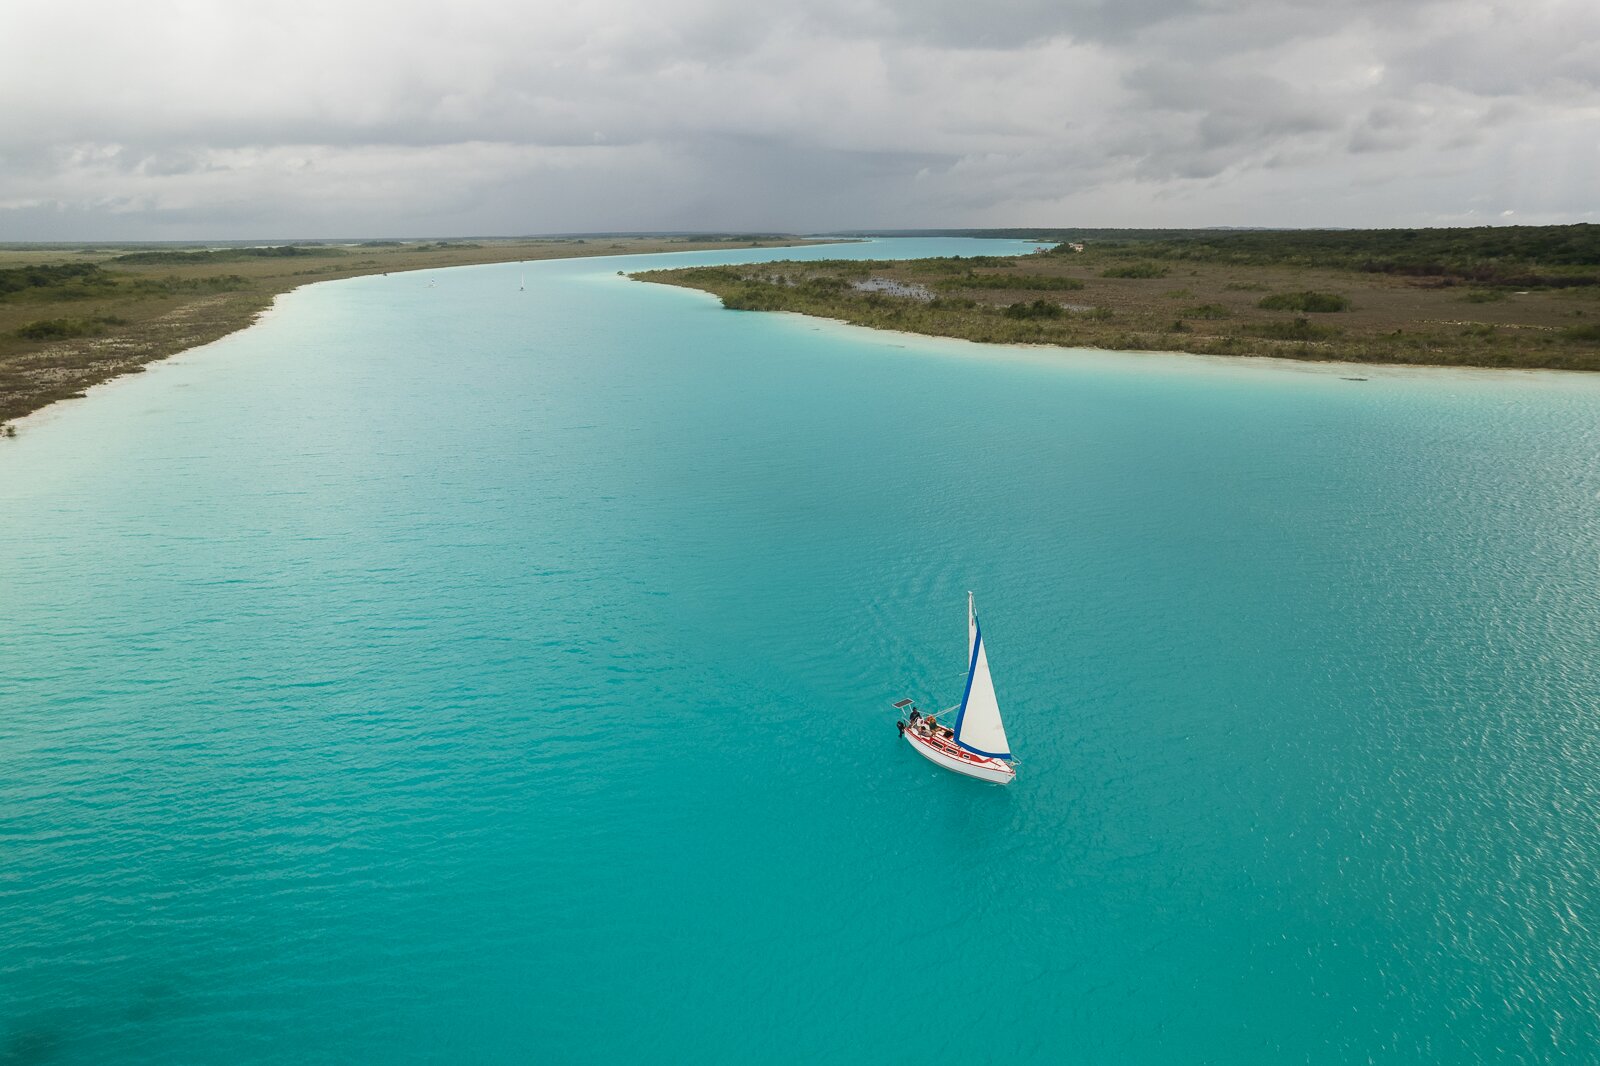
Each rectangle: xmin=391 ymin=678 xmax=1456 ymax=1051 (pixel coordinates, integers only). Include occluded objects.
xmin=4 ymin=238 xmax=1600 ymax=1063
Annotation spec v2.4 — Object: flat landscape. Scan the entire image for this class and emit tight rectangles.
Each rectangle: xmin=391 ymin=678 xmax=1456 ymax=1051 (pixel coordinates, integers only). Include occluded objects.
xmin=639 ymin=226 xmax=1600 ymax=372
xmin=10 ymin=236 xmax=1600 ymax=1062
xmin=10 ymin=1 xmax=1600 ymax=1060
xmin=0 ymin=235 xmax=825 ymax=428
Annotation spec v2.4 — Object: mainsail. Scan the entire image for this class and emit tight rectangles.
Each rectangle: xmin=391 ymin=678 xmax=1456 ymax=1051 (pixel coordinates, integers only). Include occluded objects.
xmin=953 ymin=592 xmax=1011 ymax=759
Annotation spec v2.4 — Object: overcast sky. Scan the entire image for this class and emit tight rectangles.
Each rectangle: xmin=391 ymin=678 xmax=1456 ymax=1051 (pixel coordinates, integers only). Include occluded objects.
xmin=2 ymin=0 xmax=1596 ymax=240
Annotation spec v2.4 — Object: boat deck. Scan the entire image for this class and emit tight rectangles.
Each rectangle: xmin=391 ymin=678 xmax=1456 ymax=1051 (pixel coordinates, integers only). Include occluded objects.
xmin=905 ymin=725 xmax=1012 ymax=772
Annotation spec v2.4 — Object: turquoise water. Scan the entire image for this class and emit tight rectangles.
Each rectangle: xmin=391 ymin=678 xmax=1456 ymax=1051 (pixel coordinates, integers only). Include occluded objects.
xmin=4 ymin=237 xmax=1600 ymax=1063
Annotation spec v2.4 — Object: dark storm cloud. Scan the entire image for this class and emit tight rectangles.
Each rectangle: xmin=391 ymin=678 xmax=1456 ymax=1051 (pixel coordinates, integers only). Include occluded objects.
xmin=0 ymin=0 xmax=1594 ymax=239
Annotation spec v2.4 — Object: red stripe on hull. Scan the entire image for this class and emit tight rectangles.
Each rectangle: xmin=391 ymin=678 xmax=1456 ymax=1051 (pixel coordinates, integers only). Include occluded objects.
xmin=904 ymin=728 xmax=1015 ymax=783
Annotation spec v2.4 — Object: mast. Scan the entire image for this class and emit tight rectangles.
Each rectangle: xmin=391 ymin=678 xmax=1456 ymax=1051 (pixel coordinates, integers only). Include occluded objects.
xmin=953 ymin=592 xmax=1012 ymax=760
xmin=968 ymin=590 xmax=975 ymax=662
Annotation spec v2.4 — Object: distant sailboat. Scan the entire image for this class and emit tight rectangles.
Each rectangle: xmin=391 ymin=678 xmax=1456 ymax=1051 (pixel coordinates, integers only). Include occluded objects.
xmin=895 ymin=593 xmax=1017 ymax=784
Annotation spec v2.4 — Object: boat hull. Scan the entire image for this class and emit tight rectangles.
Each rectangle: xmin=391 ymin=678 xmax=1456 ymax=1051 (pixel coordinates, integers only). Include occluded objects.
xmin=903 ymin=728 xmax=1016 ymax=785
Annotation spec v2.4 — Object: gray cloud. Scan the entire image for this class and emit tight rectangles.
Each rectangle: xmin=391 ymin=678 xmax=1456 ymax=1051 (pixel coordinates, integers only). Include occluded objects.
xmin=0 ymin=0 xmax=1595 ymax=239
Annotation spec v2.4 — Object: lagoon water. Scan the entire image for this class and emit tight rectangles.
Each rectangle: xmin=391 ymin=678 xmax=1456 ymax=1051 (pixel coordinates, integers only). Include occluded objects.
xmin=4 ymin=238 xmax=1600 ymax=1063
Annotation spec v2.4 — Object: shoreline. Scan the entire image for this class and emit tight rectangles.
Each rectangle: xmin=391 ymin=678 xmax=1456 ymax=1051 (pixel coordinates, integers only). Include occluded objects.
xmin=639 ymin=263 xmax=1600 ymax=384
xmin=634 ymin=241 xmax=1600 ymax=376
xmin=646 ymin=269 xmax=1600 ymax=387
xmin=759 ymin=302 xmax=1600 ymax=383
xmin=0 ymin=236 xmax=840 ymax=433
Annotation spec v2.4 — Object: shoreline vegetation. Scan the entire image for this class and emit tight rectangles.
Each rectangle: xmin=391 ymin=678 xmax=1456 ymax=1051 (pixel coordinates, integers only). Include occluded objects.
xmin=636 ymin=225 xmax=1600 ymax=373
xmin=0 ymin=235 xmax=834 ymax=431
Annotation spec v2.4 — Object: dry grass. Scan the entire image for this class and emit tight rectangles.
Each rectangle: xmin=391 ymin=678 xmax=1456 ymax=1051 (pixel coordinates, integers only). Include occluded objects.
xmin=638 ymin=245 xmax=1600 ymax=372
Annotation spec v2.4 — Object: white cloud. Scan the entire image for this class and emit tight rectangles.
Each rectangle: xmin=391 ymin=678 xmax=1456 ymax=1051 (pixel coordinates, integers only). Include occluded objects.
xmin=0 ymin=0 xmax=1596 ymax=238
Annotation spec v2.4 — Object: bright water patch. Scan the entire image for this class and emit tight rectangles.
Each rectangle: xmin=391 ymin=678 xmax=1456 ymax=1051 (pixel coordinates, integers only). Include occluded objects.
xmin=4 ymin=239 xmax=1600 ymax=1063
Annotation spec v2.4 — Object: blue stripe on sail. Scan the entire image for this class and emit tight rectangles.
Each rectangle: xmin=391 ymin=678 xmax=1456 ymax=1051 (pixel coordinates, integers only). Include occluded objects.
xmin=954 ymin=617 xmax=1012 ymax=760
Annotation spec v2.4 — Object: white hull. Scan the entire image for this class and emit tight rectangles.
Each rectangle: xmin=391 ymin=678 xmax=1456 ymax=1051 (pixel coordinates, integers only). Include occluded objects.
xmin=904 ymin=728 xmax=1016 ymax=785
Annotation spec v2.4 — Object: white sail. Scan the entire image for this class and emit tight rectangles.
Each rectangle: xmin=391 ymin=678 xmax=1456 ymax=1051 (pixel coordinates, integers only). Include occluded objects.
xmin=954 ymin=593 xmax=1011 ymax=759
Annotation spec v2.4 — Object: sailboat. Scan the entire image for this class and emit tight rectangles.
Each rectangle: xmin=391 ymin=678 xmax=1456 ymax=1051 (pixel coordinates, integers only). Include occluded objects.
xmin=895 ymin=593 xmax=1017 ymax=785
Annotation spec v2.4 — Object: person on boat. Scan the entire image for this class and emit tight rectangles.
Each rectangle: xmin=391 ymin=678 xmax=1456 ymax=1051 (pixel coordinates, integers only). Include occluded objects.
xmin=908 ymin=708 xmax=921 ymax=725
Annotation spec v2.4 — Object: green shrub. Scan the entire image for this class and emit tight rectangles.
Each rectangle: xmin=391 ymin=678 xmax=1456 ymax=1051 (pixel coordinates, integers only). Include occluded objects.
xmin=1461 ymin=289 xmax=1507 ymax=303
xmin=0 ymin=262 xmax=116 ymax=299
xmin=940 ymin=273 xmax=1085 ymax=292
xmin=1242 ymin=316 xmax=1339 ymax=340
xmin=15 ymin=319 xmax=76 ymax=340
xmin=800 ymin=276 xmax=849 ymax=295
xmin=1258 ymin=291 xmax=1350 ymax=312
xmin=721 ymin=285 xmax=787 ymax=311
xmin=13 ymin=314 xmax=124 ymax=340
xmin=1179 ymin=304 xmax=1232 ymax=319
xmin=1101 ymin=262 xmax=1168 ymax=279
xmin=111 ymin=245 xmax=333 ymax=265
xmin=1563 ymin=323 xmax=1600 ymax=342
xmin=1003 ymin=299 xmax=1066 ymax=319
xmin=916 ymin=256 xmax=1016 ymax=274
